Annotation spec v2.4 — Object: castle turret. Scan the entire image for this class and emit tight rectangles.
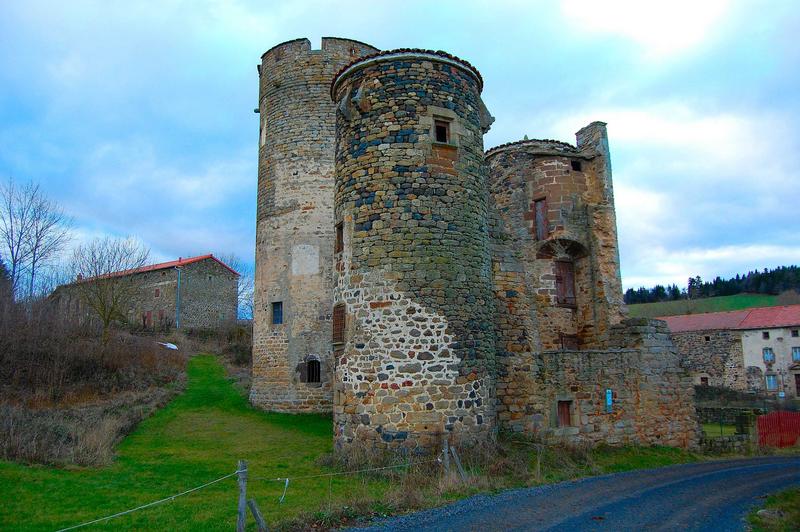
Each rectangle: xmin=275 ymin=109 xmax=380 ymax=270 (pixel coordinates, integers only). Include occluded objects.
xmin=487 ymin=126 xmax=626 ymax=433
xmin=331 ymin=49 xmax=497 ymax=451
xmin=251 ymin=38 xmax=378 ymax=412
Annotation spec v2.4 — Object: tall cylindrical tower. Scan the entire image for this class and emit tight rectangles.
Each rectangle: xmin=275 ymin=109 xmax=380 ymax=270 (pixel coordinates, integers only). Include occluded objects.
xmin=331 ymin=50 xmax=497 ymax=451
xmin=251 ymin=38 xmax=377 ymax=413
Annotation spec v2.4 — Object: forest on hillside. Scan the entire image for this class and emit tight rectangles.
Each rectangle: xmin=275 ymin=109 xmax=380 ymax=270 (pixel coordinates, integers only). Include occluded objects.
xmin=624 ymin=265 xmax=800 ymax=305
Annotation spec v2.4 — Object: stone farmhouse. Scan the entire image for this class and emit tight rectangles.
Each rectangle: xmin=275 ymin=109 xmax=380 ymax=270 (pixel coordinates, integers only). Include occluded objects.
xmin=251 ymin=37 xmax=698 ymax=452
xmin=664 ymin=305 xmax=800 ymax=399
xmin=53 ymin=254 xmax=238 ymax=331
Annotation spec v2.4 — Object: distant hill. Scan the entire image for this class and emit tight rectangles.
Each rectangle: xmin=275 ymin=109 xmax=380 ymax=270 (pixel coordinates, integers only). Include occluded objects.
xmin=626 ymin=293 xmax=781 ymax=318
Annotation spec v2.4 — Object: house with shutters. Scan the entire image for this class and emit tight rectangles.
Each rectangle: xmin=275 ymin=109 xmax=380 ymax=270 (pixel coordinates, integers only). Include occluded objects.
xmin=53 ymin=254 xmax=239 ymax=331
xmin=663 ymin=304 xmax=800 ymax=398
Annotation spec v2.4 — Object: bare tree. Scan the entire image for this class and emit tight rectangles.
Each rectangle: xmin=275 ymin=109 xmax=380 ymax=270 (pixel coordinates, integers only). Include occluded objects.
xmin=0 ymin=178 xmax=72 ymax=300
xmin=25 ymin=191 xmax=71 ymax=298
xmin=70 ymin=237 xmax=149 ymax=344
xmin=219 ymin=253 xmax=254 ymax=320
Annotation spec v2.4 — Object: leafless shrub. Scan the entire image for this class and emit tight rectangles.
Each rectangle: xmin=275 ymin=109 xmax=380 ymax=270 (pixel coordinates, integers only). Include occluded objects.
xmin=0 ymin=386 xmax=181 ymax=466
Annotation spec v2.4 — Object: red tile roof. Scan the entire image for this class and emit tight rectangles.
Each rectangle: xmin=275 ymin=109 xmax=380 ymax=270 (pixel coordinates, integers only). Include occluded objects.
xmin=659 ymin=304 xmax=800 ymax=333
xmin=77 ymin=254 xmax=239 ymax=283
xmin=659 ymin=310 xmax=750 ymax=333
xmin=737 ymin=305 xmax=800 ymax=330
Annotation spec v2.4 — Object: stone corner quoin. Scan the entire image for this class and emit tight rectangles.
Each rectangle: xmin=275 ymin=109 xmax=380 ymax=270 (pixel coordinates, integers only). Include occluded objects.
xmin=250 ymin=36 xmax=699 ymax=453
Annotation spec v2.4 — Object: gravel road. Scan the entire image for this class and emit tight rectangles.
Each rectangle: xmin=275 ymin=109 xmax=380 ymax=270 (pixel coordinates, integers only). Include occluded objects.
xmin=349 ymin=456 xmax=800 ymax=531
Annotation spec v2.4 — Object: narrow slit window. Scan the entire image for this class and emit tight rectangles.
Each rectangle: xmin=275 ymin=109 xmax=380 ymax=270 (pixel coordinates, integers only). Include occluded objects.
xmin=557 ymin=400 xmax=572 ymax=427
xmin=570 ymin=160 xmax=582 ymax=172
xmin=533 ymin=198 xmax=548 ymax=240
xmin=154 ymin=288 xmax=160 ymax=298
xmin=307 ymin=359 xmax=321 ymax=383
xmin=335 ymin=222 xmax=344 ymax=254
xmin=272 ymin=301 xmax=283 ymax=325
xmin=333 ymin=303 xmax=346 ymax=345
xmin=434 ymin=120 xmax=450 ymax=143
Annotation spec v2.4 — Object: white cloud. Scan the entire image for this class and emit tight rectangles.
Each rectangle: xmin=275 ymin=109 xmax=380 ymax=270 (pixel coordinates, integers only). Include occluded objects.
xmin=623 ymin=244 xmax=800 ymax=289
xmin=560 ymin=0 xmax=731 ymax=57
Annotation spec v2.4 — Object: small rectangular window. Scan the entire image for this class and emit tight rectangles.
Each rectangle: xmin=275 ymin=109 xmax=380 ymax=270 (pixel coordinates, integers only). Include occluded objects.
xmin=557 ymin=400 xmax=572 ymax=427
xmin=434 ymin=120 xmax=450 ymax=143
xmin=763 ymin=331 xmax=770 ymax=339
xmin=763 ymin=347 xmax=775 ymax=363
xmin=704 ymin=335 xmax=711 ymax=342
xmin=335 ymin=222 xmax=344 ymax=254
xmin=700 ymin=377 xmax=709 ymax=386
xmin=792 ymin=329 xmax=799 ymax=338
xmin=155 ymin=288 xmax=160 ymax=298
xmin=533 ymin=198 xmax=548 ymax=240
xmin=793 ymin=347 xmax=800 ymax=362
xmin=765 ymin=374 xmax=778 ymax=391
xmin=560 ymin=334 xmax=579 ymax=350
xmin=333 ymin=303 xmax=346 ymax=345
xmin=272 ymin=301 xmax=283 ymax=325
xmin=570 ymin=160 xmax=582 ymax=172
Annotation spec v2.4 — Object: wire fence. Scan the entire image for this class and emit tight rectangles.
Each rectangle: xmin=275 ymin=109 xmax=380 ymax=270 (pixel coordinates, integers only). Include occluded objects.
xmin=54 ymin=452 xmax=452 ymax=531
xmin=56 ymin=469 xmax=243 ymax=532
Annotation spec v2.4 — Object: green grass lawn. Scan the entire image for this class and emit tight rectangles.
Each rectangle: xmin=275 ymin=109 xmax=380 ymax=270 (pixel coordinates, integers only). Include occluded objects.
xmin=627 ymin=293 xmax=780 ymax=318
xmin=0 ymin=355 xmax=387 ymax=531
xmin=0 ymin=354 xmax=705 ymax=531
xmin=702 ymin=423 xmax=738 ymax=437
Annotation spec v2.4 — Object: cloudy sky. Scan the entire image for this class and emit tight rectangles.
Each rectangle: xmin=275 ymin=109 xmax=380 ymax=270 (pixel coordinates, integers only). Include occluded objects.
xmin=1 ymin=0 xmax=798 ymax=290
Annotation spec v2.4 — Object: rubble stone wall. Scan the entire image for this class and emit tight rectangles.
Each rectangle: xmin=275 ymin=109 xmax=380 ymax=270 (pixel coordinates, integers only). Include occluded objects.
xmin=671 ymin=329 xmax=747 ymax=390
xmin=331 ymin=51 xmax=496 ymax=451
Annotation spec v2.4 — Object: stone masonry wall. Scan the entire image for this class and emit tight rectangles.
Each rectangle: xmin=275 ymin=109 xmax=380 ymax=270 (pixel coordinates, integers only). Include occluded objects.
xmin=178 ymin=259 xmax=238 ymax=329
xmin=54 ymin=257 xmax=237 ymax=331
xmin=671 ymin=330 xmax=746 ymax=390
xmin=331 ymin=51 xmax=497 ymax=451
xmin=251 ymin=38 xmax=378 ymax=413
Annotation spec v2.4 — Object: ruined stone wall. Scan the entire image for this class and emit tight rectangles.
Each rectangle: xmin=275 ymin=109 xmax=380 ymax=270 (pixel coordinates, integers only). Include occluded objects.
xmin=251 ymin=38 xmax=377 ymax=413
xmin=331 ymin=51 xmax=497 ymax=451
xmin=671 ymin=330 xmax=746 ymax=390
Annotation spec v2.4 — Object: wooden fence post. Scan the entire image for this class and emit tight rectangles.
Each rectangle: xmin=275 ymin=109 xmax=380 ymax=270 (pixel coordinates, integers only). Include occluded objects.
xmin=450 ymin=446 xmax=467 ymax=482
xmin=237 ymin=460 xmax=248 ymax=532
xmin=248 ymin=498 xmax=267 ymax=532
xmin=442 ymin=437 xmax=450 ymax=473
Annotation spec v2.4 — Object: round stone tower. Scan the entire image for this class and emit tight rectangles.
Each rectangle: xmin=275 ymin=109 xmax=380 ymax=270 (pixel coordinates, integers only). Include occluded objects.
xmin=251 ymin=38 xmax=378 ymax=413
xmin=330 ymin=50 xmax=497 ymax=451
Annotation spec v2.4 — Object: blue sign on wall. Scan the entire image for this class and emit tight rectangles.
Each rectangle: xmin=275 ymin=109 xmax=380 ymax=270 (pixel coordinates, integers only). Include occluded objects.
xmin=605 ymin=388 xmax=613 ymax=413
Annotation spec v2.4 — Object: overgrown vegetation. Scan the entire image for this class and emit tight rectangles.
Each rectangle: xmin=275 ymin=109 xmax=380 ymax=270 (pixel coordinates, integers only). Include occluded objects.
xmin=0 ymin=295 xmax=186 ymax=465
xmin=1 ymin=356 xmax=701 ymax=531
xmin=748 ymin=488 xmax=800 ymax=532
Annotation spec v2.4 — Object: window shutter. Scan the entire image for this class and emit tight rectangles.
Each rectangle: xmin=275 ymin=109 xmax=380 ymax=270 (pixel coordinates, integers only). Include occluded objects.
xmin=333 ymin=304 xmax=346 ymax=344
xmin=298 ymin=362 xmax=308 ymax=383
xmin=555 ymin=261 xmax=576 ymax=306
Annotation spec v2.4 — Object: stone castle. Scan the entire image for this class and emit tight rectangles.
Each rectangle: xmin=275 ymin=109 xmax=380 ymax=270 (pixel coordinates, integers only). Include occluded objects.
xmin=251 ymin=37 xmax=698 ymax=452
